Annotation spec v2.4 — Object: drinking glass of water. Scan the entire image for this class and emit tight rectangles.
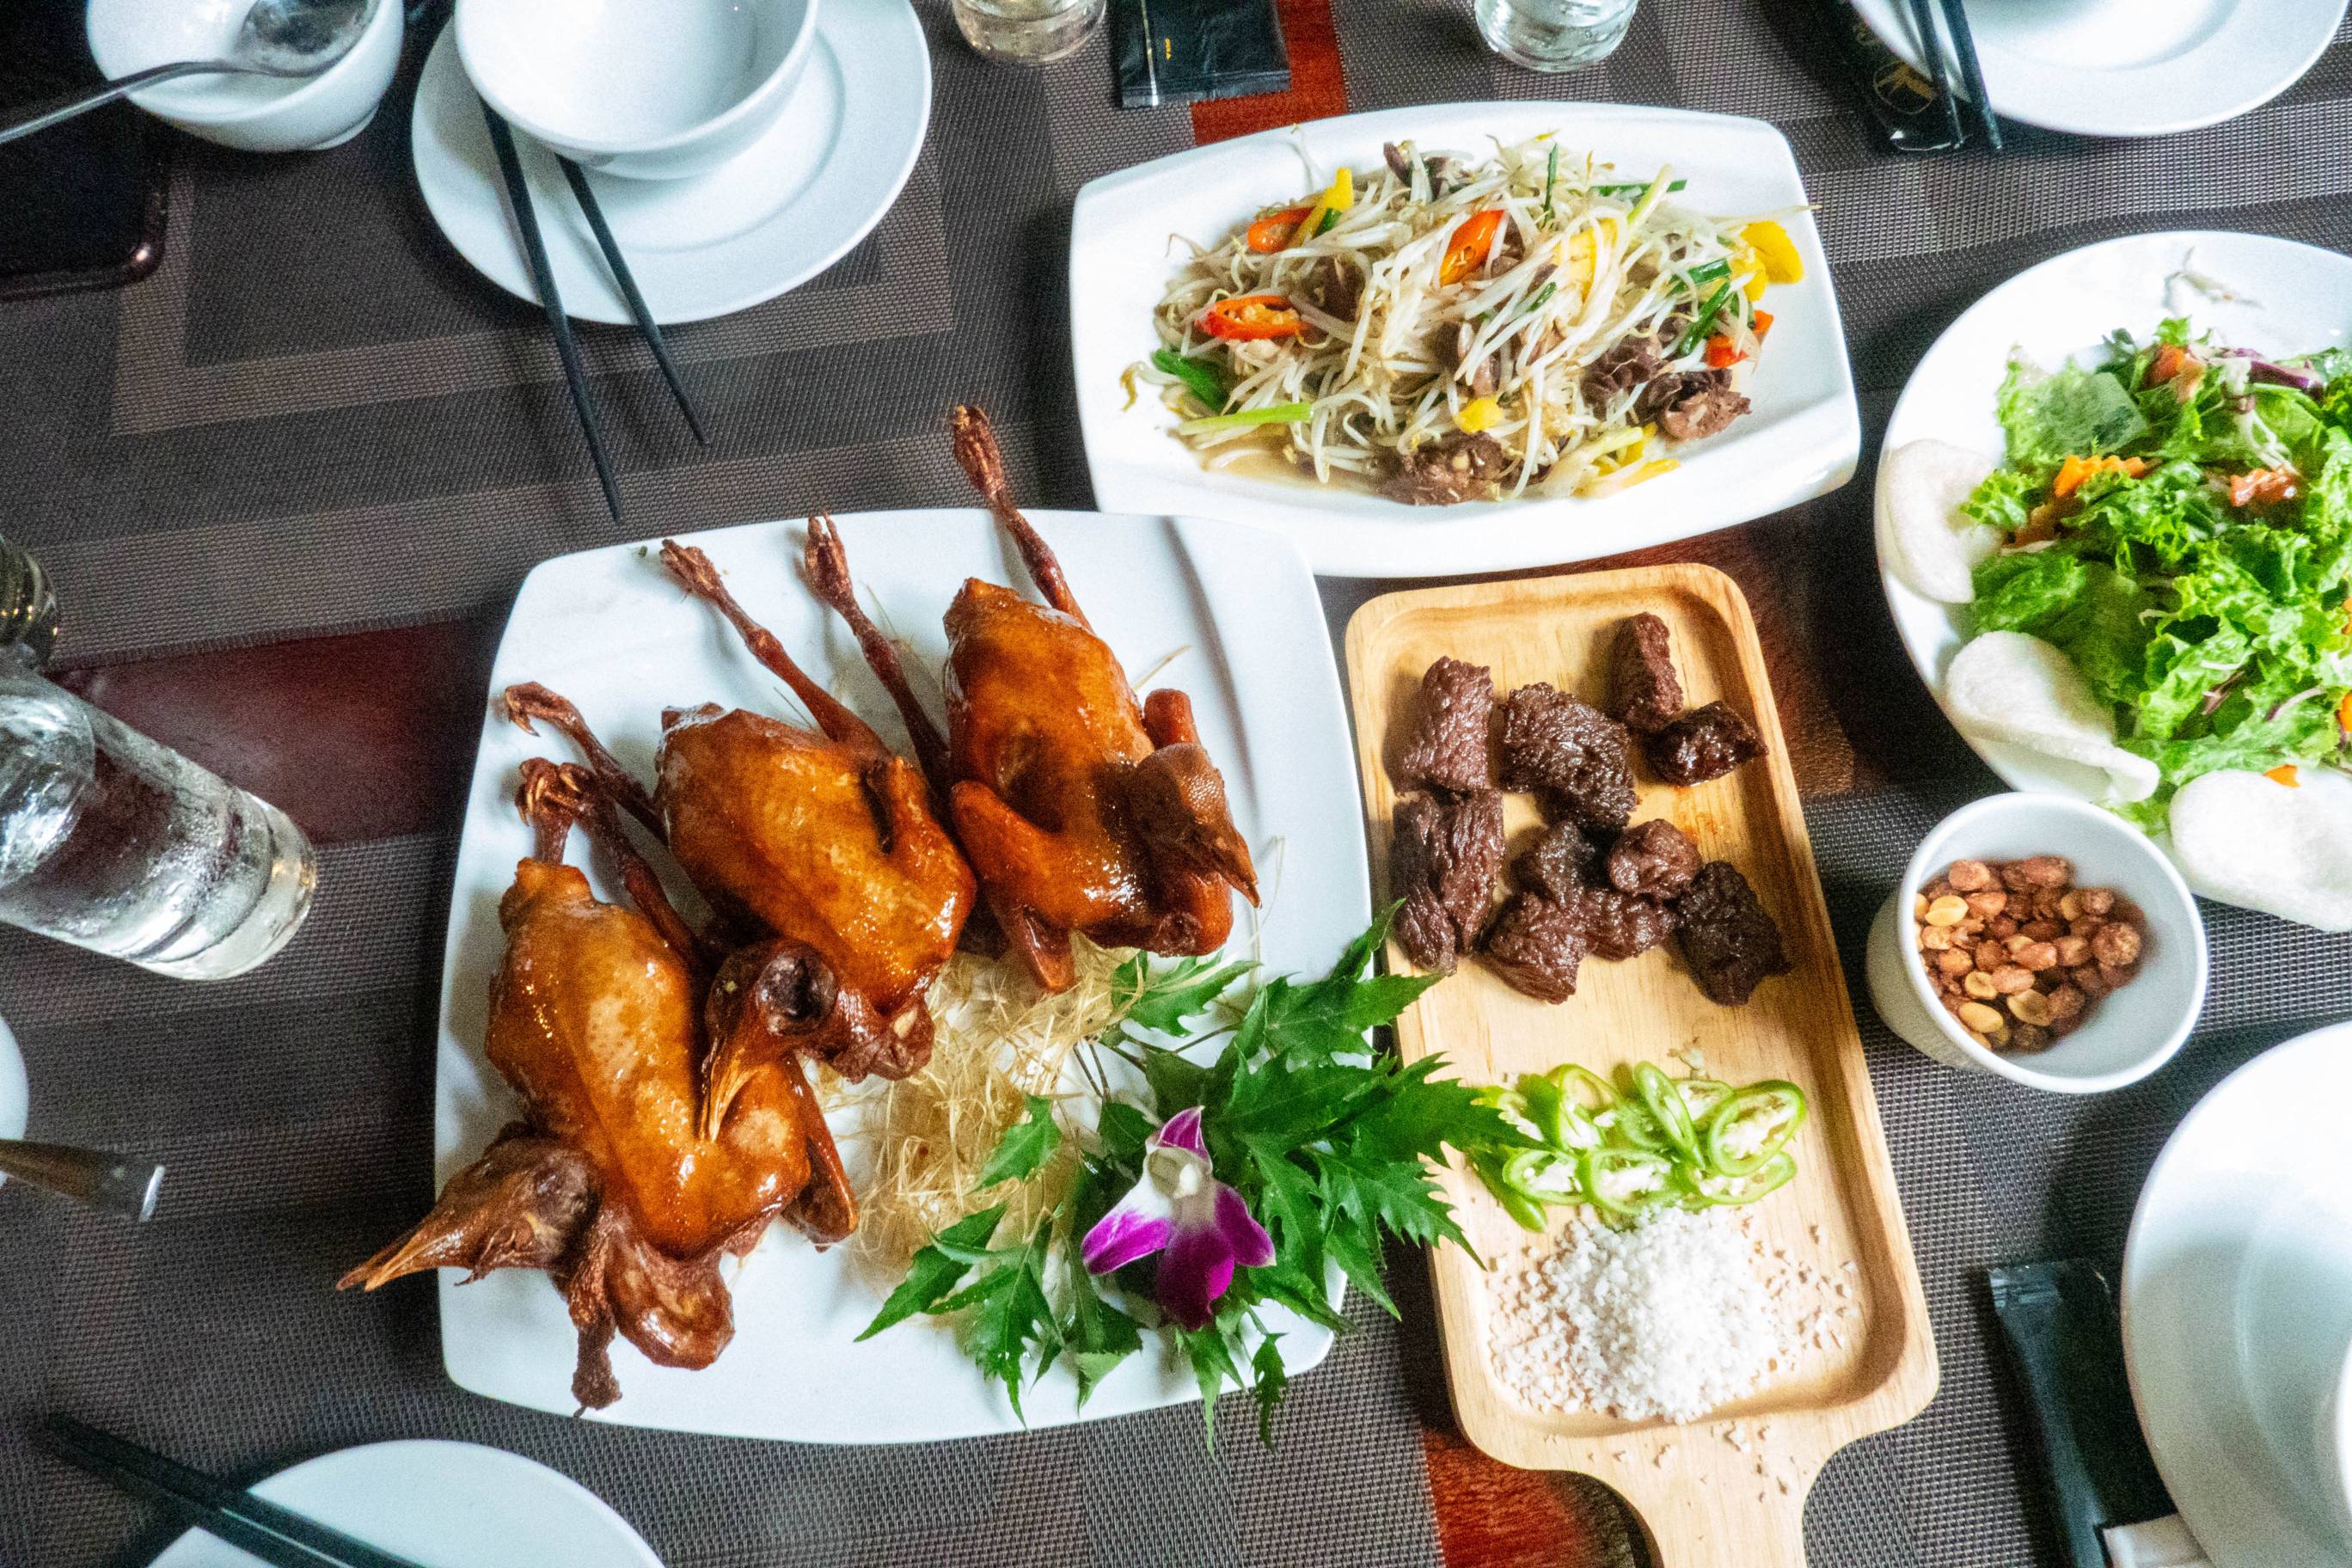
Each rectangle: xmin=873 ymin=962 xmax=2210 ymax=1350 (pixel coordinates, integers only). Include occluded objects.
xmin=0 ymin=536 xmax=56 ymax=669
xmin=949 ymin=0 xmax=1104 ymax=64
xmin=1475 ymin=0 xmax=1638 ymax=71
xmin=0 ymin=668 xmax=316 ymax=980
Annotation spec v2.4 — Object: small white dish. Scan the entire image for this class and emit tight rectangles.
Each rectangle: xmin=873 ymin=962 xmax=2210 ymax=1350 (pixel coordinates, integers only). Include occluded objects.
xmin=1864 ymin=793 xmax=2207 ymax=1094
xmin=1849 ymin=0 xmax=2344 ymax=138
xmin=413 ymin=0 xmax=927 ymax=324
xmin=456 ymin=0 xmax=817 ymax=181
xmin=147 ymin=1440 xmax=661 ymax=1567
xmin=427 ymin=507 xmax=1367 ymax=1439
xmin=2123 ymin=1021 xmax=2352 ymax=1568
xmin=86 ymin=0 xmax=404 ymax=153
xmin=2323 ymin=1343 xmax=2352 ymax=1546
xmin=1068 ymin=100 xmax=1859 ymax=579
xmin=1875 ymin=230 xmax=2352 ymax=921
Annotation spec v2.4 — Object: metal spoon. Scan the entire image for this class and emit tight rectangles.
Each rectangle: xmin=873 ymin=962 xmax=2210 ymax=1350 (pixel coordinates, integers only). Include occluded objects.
xmin=0 ymin=0 xmax=374 ymax=148
xmin=0 ymin=1139 xmax=163 ymax=1221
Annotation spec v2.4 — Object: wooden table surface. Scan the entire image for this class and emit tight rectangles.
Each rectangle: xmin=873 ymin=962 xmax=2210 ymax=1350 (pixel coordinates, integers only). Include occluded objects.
xmin=53 ymin=479 xmax=1979 ymax=1568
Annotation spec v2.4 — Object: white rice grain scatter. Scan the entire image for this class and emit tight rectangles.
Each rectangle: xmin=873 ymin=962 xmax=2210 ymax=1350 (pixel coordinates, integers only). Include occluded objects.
xmin=1489 ymin=1208 xmax=1794 ymax=1423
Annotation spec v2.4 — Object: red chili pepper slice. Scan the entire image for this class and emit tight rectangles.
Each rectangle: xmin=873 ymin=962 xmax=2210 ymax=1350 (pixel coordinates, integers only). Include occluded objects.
xmin=1439 ymin=210 xmax=1508 ymax=285
xmin=1245 ymin=205 xmax=1314 ymax=254
xmin=1199 ymin=294 xmax=1305 ymax=341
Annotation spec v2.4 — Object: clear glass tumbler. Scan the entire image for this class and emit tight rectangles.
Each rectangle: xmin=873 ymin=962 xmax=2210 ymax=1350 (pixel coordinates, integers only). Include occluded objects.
xmin=0 ymin=669 xmax=316 ymax=979
xmin=1475 ymin=0 xmax=1638 ymax=71
xmin=950 ymin=0 xmax=1105 ymax=64
xmin=0 ymin=536 xmax=57 ymax=669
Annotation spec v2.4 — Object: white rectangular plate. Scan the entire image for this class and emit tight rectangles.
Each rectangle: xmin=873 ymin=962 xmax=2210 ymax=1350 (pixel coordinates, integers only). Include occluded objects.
xmin=432 ymin=509 xmax=1369 ymax=1440
xmin=1069 ymin=101 xmax=1859 ymax=579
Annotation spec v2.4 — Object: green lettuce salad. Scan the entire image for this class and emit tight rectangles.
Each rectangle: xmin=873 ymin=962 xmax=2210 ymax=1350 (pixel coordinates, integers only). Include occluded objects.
xmin=1958 ymin=319 xmax=2352 ymax=826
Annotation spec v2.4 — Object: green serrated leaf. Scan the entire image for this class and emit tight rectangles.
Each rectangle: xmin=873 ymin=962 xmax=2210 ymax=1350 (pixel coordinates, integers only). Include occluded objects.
xmin=959 ymin=1228 xmax=1057 ymax=1421
xmin=977 ymin=1093 xmax=1063 ymax=1189
xmin=856 ymin=1204 xmax=1007 ymax=1340
xmin=1116 ymin=955 xmax=1254 ymax=1036
xmin=1061 ymin=1246 xmax=1143 ymax=1408
xmin=1250 ymin=1334 xmax=1289 ymax=1447
xmin=1322 ymin=1218 xmax=1396 ymax=1317
xmin=1141 ymin=1047 xmax=1210 ymax=1117
xmin=1181 ymin=1322 xmax=1246 ymax=1449
xmin=1093 ymin=1099 xmax=1155 ymax=1167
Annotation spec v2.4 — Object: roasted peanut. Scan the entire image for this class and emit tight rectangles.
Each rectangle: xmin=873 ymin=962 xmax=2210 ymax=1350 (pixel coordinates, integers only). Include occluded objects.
xmin=1989 ymin=916 xmax=2020 ymax=940
xmin=2054 ymin=934 xmax=2092 ymax=967
xmin=1937 ymin=949 xmax=1974 ymax=977
xmin=2020 ymin=919 xmax=2063 ymax=941
xmin=2009 ymin=1023 xmax=2055 ymax=1054
xmin=2070 ymin=964 xmax=2109 ymax=999
xmin=1963 ymin=970 xmax=1999 ymax=1000
xmin=2014 ymin=940 xmax=2061 ymax=972
xmin=2047 ymin=984 xmax=2086 ymax=1021
xmin=1921 ymin=876 xmax=1953 ymax=901
xmin=2098 ymin=961 xmax=2135 ymax=991
xmin=1988 ymin=965 xmax=2036 ymax=995
xmin=2075 ymin=886 xmax=2115 ymax=917
xmin=2058 ymin=890 xmax=2084 ymax=922
xmin=1957 ymin=1001 xmax=2006 ymax=1034
xmin=2008 ymin=989 xmax=2054 ymax=1026
xmin=1913 ymin=894 xmax=1930 ymax=920
xmin=1923 ymin=895 xmax=1969 ymax=926
xmin=1975 ymin=940 xmax=2008 ymax=970
xmin=2091 ymin=922 xmax=2141 ymax=966
xmin=1920 ymin=923 xmax=1954 ymax=952
xmin=1964 ymin=891 xmax=2008 ymax=920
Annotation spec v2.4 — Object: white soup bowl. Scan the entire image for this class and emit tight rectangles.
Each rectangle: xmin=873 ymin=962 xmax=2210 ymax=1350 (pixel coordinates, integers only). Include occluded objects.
xmin=456 ymin=0 xmax=818 ymax=181
xmin=86 ymin=0 xmax=404 ymax=153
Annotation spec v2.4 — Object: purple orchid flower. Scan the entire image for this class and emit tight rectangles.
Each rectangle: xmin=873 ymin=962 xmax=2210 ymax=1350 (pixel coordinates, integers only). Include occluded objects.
xmin=1080 ymin=1106 xmax=1273 ymax=1330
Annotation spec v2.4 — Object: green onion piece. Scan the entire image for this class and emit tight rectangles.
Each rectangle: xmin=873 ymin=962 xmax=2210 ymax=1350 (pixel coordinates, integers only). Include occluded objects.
xmin=1582 ymin=1147 xmax=1675 ymax=1221
xmin=1675 ymin=279 xmax=1734 ymax=357
xmin=1149 ymin=348 xmax=1229 ymax=413
xmin=1687 ymin=258 xmax=1732 ymax=287
xmin=1541 ymin=144 xmax=1559 ymax=225
xmin=1594 ymin=178 xmax=1688 ymax=198
xmin=1175 ymin=401 xmax=1313 ymax=436
xmin=1517 ymin=282 xmax=1558 ymax=317
xmin=1633 ymin=1062 xmax=1702 ymax=1162
xmin=1317 ymin=208 xmax=1339 ymax=236
xmin=1625 ymin=164 xmax=1676 ymax=230
xmin=1702 ymin=1081 xmax=1808 ymax=1177
xmin=1680 ymin=1150 xmax=1798 ymax=1208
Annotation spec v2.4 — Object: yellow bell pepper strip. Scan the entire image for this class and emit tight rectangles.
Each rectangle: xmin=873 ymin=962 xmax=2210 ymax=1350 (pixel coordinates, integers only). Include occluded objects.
xmin=1244 ymin=205 xmax=1314 ymax=254
xmin=1174 ymin=401 xmax=1312 ymax=436
xmin=2267 ymin=763 xmax=2302 ymax=787
xmin=1295 ymin=166 xmax=1355 ymax=243
xmin=1439 ymin=209 xmax=1508 ymax=285
xmin=1198 ymin=294 xmax=1304 ymax=341
xmin=2337 ymin=689 xmax=2352 ymax=734
xmin=1456 ymin=395 xmax=1503 ymax=433
xmin=1740 ymin=219 xmax=1804 ymax=284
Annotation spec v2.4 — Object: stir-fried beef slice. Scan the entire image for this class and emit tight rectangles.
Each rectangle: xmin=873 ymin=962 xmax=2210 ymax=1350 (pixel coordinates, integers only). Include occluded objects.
xmin=1390 ymin=789 xmax=1506 ymax=972
xmin=1580 ymin=340 xmax=1666 ymax=409
xmin=1673 ymin=861 xmax=1790 ymax=1005
xmin=1659 ymin=382 xmax=1752 ymax=441
xmin=1565 ymin=885 xmax=1678 ymax=961
xmin=1480 ymin=892 xmax=1587 ymax=1003
xmin=1608 ymin=612 xmax=1685 ymax=734
xmin=1513 ymin=818 xmax=1607 ymax=901
xmin=1645 ymin=701 xmax=1765 ymax=786
xmin=1394 ymin=655 xmax=1496 ymax=794
xmin=1446 ymin=322 xmax=1498 ymax=399
xmin=1607 ymin=818 xmax=1702 ymax=901
xmin=1307 ymin=257 xmax=1363 ymax=322
xmin=1381 ymin=431 xmax=1509 ymax=506
xmin=1498 ymin=683 xmax=1638 ymax=832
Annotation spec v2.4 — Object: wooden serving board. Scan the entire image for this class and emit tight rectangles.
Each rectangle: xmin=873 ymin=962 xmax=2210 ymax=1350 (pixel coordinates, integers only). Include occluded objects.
xmin=1345 ymin=567 xmax=1936 ymax=1567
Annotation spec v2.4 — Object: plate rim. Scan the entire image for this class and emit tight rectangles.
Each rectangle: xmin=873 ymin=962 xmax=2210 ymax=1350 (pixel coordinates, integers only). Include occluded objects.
xmin=2121 ymin=1020 xmax=2352 ymax=1568
xmin=428 ymin=505 xmax=1364 ymax=1441
xmin=1069 ymin=98 xmax=1861 ymax=579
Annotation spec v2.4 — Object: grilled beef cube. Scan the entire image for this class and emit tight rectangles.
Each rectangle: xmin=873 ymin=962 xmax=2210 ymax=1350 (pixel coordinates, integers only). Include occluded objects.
xmin=1673 ymin=861 xmax=1790 ymax=1005
xmin=1606 ymin=818 xmax=1702 ymax=901
xmin=1645 ymin=701 xmax=1765 ymax=786
xmin=1513 ymin=818 xmax=1607 ymax=901
xmin=1565 ymin=886 xmax=1678 ymax=961
xmin=1390 ymin=789 xmax=1505 ymax=972
xmin=1481 ymin=893 xmax=1587 ymax=1003
xmin=1394 ymin=656 xmax=1495 ymax=794
xmin=1498 ymin=683 xmax=1638 ymax=832
xmin=1608 ymin=613 xmax=1685 ymax=735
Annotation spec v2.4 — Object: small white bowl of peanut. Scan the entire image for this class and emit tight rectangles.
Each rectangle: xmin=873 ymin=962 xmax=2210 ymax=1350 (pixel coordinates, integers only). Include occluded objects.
xmin=1865 ymin=793 xmax=2208 ymax=1093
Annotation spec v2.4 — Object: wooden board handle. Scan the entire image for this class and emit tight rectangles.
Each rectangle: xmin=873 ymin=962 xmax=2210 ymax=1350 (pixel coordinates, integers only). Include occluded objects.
xmin=1615 ymin=1455 xmax=1822 ymax=1567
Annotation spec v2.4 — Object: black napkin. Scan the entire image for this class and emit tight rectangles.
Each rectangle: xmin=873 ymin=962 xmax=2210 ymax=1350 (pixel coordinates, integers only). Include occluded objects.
xmin=1113 ymin=0 xmax=1289 ymax=109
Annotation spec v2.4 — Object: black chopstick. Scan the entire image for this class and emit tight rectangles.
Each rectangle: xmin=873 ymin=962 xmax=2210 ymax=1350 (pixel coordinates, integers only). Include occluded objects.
xmin=556 ymin=156 xmax=709 ymax=446
xmin=1902 ymin=0 xmax=1967 ymax=149
xmin=479 ymin=101 xmax=625 ymax=524
xmin=35 ymin=1415 xmax=430 ymax=1568
xmin=1937 ymin=0 xmax=2003 ymax=151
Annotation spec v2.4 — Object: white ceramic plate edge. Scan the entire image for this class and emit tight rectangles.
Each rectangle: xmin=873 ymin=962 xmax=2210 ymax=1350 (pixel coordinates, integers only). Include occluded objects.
xmin=1069 ymin=101 xmax=1859 ymax=579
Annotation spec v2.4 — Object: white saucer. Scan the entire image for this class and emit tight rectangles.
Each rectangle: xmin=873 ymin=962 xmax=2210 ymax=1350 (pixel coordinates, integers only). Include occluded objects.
xmin=147 ymin=1440 xmax=663 ymax=1567
xmin=2122 ymin=1021 xmax=2352 ymax=1568
xmin=411 ymin=0 xmax=931 ymax=325
xmin=1849 ymin=0 xmax=2344 ymax=138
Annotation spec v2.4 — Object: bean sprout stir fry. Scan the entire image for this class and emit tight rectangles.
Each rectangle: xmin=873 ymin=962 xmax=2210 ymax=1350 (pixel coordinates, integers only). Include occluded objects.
xmin=1138 ymin=137 xmax=1808 ymax=505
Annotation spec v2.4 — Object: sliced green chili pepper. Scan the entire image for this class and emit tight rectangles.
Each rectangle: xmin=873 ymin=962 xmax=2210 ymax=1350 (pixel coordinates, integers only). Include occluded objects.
xmin=1583 ymin=1147 xmax=1675 ymax=1221
xmin=1703 ymin=1081 xmax=1808 ymax=1177
xmin=1551 ymin=1063 xmax=1616 ymax=1114
xmin=1150 ymin=348 xmax=1229 ymax=412
xmin=1470 ymin=1152 xmax=1547 ymax=1231
xmin=1174 ymin=401 xmax=1313 ymax=436
xmin=1675 ymin=280 xmax=1734 ymax=357
xmin=1676 ymin=1076 xmax=1734 ymax=1123
xmin=1603 ymin=1099 xmax=1668 ymax=1153
xmin=1681 ymin=1150 xmax=1798 ymax=1208
xmin=1633 ymin=1062 xmax=1701 ymax=1162
xmin=1504 ymin=1148 xmax=1583 ymax=1201
xmin=1517 ymin=1071 xmax=1571 ymax=1148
